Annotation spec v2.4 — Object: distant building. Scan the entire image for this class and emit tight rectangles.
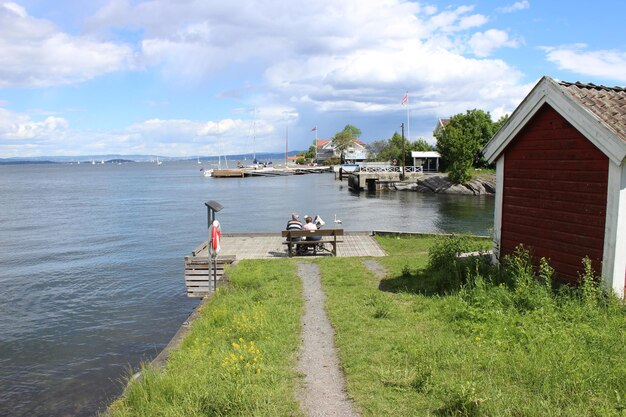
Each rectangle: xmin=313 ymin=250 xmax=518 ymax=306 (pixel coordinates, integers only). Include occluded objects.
xmin=316 ymin=138 xmax=369 ymax=163
xmin=433 ymin=118 xmax=449 ymax=138
xmin=483 ymin=76 xmax=626 ymax=297
xmin=411 ymin=151 xmax=441 ymax=172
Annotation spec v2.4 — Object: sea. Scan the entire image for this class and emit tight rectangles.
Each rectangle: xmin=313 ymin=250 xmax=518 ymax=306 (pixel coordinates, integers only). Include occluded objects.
xmin=0 ymin=161 xmax=494 ymax=416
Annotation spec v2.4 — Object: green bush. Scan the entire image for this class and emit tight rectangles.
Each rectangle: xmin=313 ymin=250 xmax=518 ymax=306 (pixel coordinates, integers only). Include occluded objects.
xmin=447 ymin=160 xmax=473 ymax=184
xmin=500 ymin=246 xmax=555 ymax=313
xmin=427 ymin=234 xmax=493 ymax=293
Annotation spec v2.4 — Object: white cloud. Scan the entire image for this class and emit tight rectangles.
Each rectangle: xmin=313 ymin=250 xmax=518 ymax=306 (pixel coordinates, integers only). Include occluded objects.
xmin=0 ymin=107 xmax=77 ymax=156
xmin=117 ymin=116 xmax=287 ymax=156
xmin=497 ymin=1 xmax=530 ymax=13
xmin=0 ymin=2 xmax=135 ymax=87
xmin=427 ymin=5 xmax=488 ymax=33
xmin=2 ymin=2 xmax=27 ymax=17
xmin=265 ymin=33 xmax=527 ymax=121
xmin=1 ymin=0 xmax=538 ymax=156
xmin=95 ymin=0 xmax=521 ymax=117
xmin=86 ymin=0 xmax=495 ymax=82
xmin=469 ymin=29 xmax=520 ymax=57
xmin=0 ymin=109 xmax=69 ymax=141
xmin=0 ymin=102 xmax=294 ymax=157
xmin=543 ymin=45 xmax=626 ymax=83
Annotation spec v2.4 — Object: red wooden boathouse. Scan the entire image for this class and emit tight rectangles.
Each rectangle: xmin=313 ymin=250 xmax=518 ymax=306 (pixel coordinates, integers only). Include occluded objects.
xmin=483 ymin=76 xmax=626 ymax=297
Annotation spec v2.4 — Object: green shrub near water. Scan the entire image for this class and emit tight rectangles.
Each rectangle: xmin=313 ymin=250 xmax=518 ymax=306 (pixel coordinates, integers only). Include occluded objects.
xmin=321 ymin=235 xmax=625 ymax=416
xmin=107 ymin=260 xmax=303 ymax=417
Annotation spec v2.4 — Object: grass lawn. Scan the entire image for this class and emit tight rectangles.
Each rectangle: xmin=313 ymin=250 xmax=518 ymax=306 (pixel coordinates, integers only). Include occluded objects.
xmin=107 ymin=259 xmax=304 ymax=417
xmin=321 ymin=235 xmax=626 ymax=416
xmin=108 ymin=235 xmax=625 ymax=417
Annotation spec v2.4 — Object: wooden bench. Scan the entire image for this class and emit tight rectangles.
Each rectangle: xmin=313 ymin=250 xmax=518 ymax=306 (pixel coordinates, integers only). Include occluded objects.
xmin=281 ymin=229 xmax=344 ymax=256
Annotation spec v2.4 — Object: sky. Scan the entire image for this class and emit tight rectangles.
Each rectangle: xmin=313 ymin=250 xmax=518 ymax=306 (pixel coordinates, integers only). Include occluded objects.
xmin=0 ymin=0 xmax=625 ymax=158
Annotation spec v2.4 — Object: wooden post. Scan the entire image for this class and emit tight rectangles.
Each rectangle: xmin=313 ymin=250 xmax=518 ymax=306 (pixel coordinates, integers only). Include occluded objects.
xmin=401 ymin=123 xmax=405 ymax=180
xmin=205 ymin=201 xmax=223 ymax=291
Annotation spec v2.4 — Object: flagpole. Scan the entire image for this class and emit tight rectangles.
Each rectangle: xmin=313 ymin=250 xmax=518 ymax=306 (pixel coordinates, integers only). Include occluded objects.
xmin=313 ymin=127 xmax=318 ymax=164
xmin=406 ymin=91 xmax=410 ymax=143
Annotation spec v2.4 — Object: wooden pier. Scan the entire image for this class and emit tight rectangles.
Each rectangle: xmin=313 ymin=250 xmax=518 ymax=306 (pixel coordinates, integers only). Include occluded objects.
xmin=347 ymin=166 xmax=424 ymax=191
xmin=183 ymin=232 xmax=386 ymax=297
xmin=212 ymin=169 xmax=245 ymax=178
xmin=211 ymin=166 xmax=331 ymax=178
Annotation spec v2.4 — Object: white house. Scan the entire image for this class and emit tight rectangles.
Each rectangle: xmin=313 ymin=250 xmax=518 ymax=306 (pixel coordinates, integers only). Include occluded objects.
xmin=411 ymin=151 xmax=441 ymax=172
xmin=316 ymin=138 xmax=369 ymax=163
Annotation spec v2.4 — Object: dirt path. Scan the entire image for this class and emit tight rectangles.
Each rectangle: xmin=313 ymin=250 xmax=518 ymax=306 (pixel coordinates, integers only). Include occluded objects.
xmin=362 ymin=259 xmax=387 ymax=280
xmin=296 ymin=263 xmax=359 ymax=417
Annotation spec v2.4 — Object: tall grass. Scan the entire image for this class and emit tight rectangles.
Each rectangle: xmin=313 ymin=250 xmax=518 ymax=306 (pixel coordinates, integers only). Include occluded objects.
xmin=321 ymin=235 xmax=626 ymax=416
xmin=107 ymin=260 xmax=304 ymax=417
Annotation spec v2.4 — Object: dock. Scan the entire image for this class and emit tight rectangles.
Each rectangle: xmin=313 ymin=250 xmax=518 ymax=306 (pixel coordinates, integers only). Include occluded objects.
xmin=210 ymin=166 xmax=331 ymax=178
xmin=212 ymin=169 xmax=245 ymax=178
xmin=183 ymin=232 xmax=386 ymax=297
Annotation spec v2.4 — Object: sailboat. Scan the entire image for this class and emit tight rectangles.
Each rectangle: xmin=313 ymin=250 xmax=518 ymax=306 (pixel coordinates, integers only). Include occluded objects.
xmin=202 ymin=156 xmax=216 ymax=177
xmin=156 ymin=156 xmax=163 ymax=166
xmin=209 ymin=144 xmax=244 ymax=178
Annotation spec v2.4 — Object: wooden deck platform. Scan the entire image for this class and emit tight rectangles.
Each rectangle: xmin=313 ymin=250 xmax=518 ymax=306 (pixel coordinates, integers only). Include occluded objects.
xmin=193 ymin=231 xmax=386 ymax=259
xmin=184 ymin=232 xmax=386 ymax=297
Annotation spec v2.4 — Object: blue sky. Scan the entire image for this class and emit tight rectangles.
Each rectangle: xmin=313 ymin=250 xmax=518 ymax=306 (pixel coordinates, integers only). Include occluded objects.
xmin=0 ymin=0 xmax=625 ymax=158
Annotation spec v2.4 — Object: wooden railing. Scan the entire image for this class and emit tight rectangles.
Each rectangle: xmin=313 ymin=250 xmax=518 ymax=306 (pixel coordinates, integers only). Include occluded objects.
xmin=358 ymin=165 xmax=423 ymax=174
xmin=184 ymin=254 xmax=236 ymax=297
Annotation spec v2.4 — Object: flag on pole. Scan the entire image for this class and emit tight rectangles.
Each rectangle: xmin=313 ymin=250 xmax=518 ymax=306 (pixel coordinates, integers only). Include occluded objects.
xmin=401 ymin=92 xmax=408 ymax=106
xmin=311 ymin=127 xmax=317 ymax=131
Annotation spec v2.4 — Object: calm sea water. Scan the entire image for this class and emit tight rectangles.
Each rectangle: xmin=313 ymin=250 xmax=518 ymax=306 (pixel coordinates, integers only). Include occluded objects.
xmin=0 ymin=161 xmax=493 ymax=416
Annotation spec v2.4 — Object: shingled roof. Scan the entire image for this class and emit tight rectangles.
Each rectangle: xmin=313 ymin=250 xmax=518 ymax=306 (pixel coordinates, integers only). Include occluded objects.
xmin=559 ymin=81 xmax=626 ymax=143
xmin=483 ymin=76 xmax=626 ymax=164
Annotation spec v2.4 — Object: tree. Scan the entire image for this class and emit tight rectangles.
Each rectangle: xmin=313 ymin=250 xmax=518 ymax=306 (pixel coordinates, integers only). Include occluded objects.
xmin=439 ymin=125 xmax=474 ymax=184
xmin=413 ymin=139 xmax=435 ymax=152
xmin=342 ymin=124 xmax=361 ymax=138
xmin=493 ymin=114 xmax=510 ymax=135
xmin=365 ymin=140 xmax=388 ymax=160
xmin=366 ymin=134 xmax=435 ymax=164
xmin=332 ymin=125 xmax=362 ymax=162
xmin=435 ymin=109 xmax=497 ymax=184
xmin=296 ymin=144 xmax=317 ymax=164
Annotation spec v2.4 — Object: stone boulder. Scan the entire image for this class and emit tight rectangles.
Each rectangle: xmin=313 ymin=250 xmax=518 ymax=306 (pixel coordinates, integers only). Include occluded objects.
xmin=396 ymin=174 xmax=496 ymax=195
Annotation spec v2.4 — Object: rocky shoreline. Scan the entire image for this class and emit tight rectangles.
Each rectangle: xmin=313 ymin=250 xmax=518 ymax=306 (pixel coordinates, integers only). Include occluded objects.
xmin=392 ymin=173 xmax=496 ymax=195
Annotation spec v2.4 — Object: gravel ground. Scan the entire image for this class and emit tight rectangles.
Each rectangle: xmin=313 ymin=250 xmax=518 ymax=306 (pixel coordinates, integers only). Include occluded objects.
xmin=296 ymin=263 xmax=359 ymax=417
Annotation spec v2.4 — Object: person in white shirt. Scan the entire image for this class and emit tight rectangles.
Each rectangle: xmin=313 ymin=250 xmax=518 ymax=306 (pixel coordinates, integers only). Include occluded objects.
xmin=303 ymin=215 xmax=321 ymax=242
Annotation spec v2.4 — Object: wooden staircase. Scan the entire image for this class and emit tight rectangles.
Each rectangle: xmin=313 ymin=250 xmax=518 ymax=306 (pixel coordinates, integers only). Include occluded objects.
xmin=184 ymin=254 xmax=236 ymax=298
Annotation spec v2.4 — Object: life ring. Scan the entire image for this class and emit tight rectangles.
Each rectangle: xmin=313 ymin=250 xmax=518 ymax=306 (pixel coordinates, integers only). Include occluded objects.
xmin=209 ymin=220 xmax=221 ymax=257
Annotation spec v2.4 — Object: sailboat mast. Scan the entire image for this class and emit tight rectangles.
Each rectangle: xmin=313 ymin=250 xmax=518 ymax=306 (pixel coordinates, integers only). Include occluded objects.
xmin=285 ymin=125 xmax=288 ymax=166
xmin=253 ymin=107 xmax=257 ymax=163
xmin=315 ymin=127 xmax=318 ymax=164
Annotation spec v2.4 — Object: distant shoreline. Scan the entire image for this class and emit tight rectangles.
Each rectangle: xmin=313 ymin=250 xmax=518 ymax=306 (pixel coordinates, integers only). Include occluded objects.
xmin=0 ymin=159 xmax=136 ymax=165
xmin=0 ymin=160 xmax=58 ymax=165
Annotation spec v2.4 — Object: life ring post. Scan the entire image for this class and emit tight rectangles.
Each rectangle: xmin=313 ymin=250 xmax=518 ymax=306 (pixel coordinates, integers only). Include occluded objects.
xmin=205 ymin=200 xmax=224 ymax=292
